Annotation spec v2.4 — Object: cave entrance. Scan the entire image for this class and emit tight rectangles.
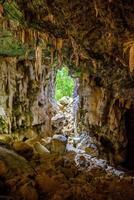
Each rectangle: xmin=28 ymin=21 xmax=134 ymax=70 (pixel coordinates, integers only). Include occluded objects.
xmin=125 ymin=107 xmax=134 ymax=169
xmin=52 ymin=66 xmax=79 ymax=137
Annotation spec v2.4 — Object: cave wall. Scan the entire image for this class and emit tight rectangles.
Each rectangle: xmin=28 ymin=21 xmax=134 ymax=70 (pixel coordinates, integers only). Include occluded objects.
xmin=77 ymin=65 xmax=134 ymax=165
xmin=0 ymin=57 xmax=54 ymax=136
xmin=0 ymin=12 xmax=57 ymax=136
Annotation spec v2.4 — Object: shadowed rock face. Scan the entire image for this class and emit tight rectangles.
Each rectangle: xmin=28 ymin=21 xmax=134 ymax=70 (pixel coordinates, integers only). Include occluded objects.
xmin=0 ymin=0 xmax=134 ymax=165
xmin=125 ymin=108 xmax=134 ymax=169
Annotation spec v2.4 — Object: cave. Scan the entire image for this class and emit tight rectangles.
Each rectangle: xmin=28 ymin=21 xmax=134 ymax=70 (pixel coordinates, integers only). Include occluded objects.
xmin=0 ymin=0 xmax=134 ymax=199
xmin=125 ymin=107 xmax=134 ymax=169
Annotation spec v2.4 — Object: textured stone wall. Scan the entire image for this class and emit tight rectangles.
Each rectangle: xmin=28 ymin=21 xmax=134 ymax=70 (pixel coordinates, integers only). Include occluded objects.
xmin=0 ymin=57 xmax=55 ymax=136
xmin=77 ymin=67 xmax=134 ymax=165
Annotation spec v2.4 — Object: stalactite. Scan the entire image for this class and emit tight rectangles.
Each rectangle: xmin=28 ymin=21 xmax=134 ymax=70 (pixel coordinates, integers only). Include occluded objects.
xmin=129 ymin=45 xmax=134 ymax=73
xmin=2 ymin=19 xmax=7 ymax=29
xmin=33 ymin=30 xmax=37 ymax=42
xmin=92 ymin=59 xmax=97 ymax=73
xmin=0 ymin=4 xmax=3 ymax=17
xmin=75 ymin=54 xmax=79 ymax=67
xmin=70 ymin=37 xmax=79 ymax=67
xmin=56 ymin=38 xmax=63 ymax=50
xmin=57 ymin=51 xmax=63 ymax=67
xmin=51 ymin=47 xmax=54 ymax=65
xmin=42 ymin=14 xmax=55 ymax=28
xmin=21 ymin=29 xmax=25 ymax=43
xmin=43 ymin=33 xmax=49 ymax=42
xmin=56 ymin=38 xmax=63 ymax=66
xmin=6 ymin=65 xmax=10 ymax=96
xmin=125 ymin=100 xmax=132 ymax=109
xmin=93 ymin=0 xmax=99 ymax=17
xmin=25 ymin=30 xmax=31 ymax=43
xmin=29 ymin=29 xmax=33 ymax=42
xmin=35 ymin=46 xmax=42 ymax=81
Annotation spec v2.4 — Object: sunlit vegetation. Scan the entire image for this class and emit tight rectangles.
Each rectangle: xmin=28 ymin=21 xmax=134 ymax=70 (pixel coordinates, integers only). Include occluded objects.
xmin=55 ymin=67 xmax=74 ymax=100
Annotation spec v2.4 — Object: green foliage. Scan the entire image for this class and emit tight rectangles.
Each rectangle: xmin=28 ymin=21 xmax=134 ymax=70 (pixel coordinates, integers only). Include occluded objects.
xmin=55 ymin=67 xmax=74 ymax=100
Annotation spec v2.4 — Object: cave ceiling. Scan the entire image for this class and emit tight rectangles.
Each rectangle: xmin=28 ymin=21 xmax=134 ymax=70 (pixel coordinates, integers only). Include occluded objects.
xmin=0 ymin=0 xmax=134 ymax=84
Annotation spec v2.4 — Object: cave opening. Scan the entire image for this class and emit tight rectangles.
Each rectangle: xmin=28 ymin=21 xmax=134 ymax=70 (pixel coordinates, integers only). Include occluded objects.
xmin=124 ymin=107 xmax=134 ymax=170
xmin=51 ymin=66 xmax=80 ymax=142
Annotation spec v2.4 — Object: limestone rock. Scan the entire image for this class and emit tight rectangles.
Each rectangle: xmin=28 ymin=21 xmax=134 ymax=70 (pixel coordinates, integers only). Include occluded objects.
xmin=51 ymin=113 xmax=65 ymax=134
xmin=34 ymin=142 xmax=50 ymax=155
xmin=51 ymin=140 xmax=66 ymax=154
xmin=52 ymin=134 xmax=68 ymax=144
xmin=50 ymin=135 xmax=67 ymax=154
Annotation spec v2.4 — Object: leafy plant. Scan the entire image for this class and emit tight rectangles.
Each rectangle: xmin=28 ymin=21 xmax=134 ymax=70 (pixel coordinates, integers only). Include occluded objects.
xmin=55 ymin=67 xmax=74 ymax=100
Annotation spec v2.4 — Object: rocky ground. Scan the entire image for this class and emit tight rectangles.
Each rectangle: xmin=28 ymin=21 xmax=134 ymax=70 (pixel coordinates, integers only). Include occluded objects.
xmin=0 ymin=136 xmax=134 ymax=200
xmin=51 ymin=97 xmax=75 ymax=136
xmin=0 ymin=98 xmax=134 ymax=200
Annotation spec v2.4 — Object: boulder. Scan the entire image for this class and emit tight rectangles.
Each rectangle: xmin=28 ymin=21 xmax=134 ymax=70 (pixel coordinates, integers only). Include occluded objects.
xmin=0 ymin=147 xmax=34 ymax=175
xmin=34 ymin=142 xmax=50 ymax=155
xmin=52 ymin=134 xmax=68 ymax=144
xmin=50 ymin=134 xmax=67 ymax=154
